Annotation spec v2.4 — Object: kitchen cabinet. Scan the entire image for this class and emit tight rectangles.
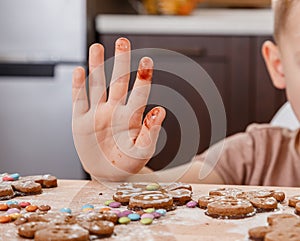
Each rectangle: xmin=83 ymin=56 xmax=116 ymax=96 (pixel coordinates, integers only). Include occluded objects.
xmin=98 ymin=34 xmax=286 ymax=171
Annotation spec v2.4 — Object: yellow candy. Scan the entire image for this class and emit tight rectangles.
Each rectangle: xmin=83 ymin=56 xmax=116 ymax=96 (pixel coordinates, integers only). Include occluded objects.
xmin=9 ymin=213 xmax=21 ymax=221
xmin=82 ymin=208 xmax=94 ymax=212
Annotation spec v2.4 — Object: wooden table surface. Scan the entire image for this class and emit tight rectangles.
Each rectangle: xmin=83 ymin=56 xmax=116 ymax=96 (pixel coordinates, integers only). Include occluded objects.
xmin=1 ymin=180 xmax=300 ymax=241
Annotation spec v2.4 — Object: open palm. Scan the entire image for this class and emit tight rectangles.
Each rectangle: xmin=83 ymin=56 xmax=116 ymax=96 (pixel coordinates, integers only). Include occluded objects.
xmin=72 ymin=38 xmax=165 ymax=181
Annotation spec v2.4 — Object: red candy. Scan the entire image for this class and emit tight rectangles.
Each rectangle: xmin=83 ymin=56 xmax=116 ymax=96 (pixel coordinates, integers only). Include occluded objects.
xmin=19 ymin=202 xmax=31 ymax=208
xmin=2 ymin=176 xmax=14 ymax=181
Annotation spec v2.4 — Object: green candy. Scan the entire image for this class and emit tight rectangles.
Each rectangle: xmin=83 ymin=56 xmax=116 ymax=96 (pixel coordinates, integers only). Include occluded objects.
xmin=140 ymin=218 xmax=153 ymax=225
xmin=146 ymin=183 xmax=160 ymax=191
xmin=118 ymin=217 xmax=131 ymax=224
xmin=144 ymin=208 xmax=155 ymax=213
xmin=104 ymin=200 xmax=114 ymax=206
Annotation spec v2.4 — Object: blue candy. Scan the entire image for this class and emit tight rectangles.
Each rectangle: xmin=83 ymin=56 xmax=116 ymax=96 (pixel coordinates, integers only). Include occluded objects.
xmin=155 ymin=209 xmax=167 ymax=216
xmin=81 ymin=204 xmax=94 ymax=210
xmin=128 ymin=213 xmax=140 ymax=221
xmin=60 ymin=207 xmax=72 ymax=214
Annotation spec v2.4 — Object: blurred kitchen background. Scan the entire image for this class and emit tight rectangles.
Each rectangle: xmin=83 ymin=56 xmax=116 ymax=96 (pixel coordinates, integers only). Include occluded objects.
xmin=0 ymin=0 xmax=287 ymax=179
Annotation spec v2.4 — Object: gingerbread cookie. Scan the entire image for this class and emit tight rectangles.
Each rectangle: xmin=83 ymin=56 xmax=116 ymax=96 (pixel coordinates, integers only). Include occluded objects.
xmin=249 ymin=197 xmax=278 ymax=212
xmin=11 ymin=180 xmax=42 ymax=196
xmin=34 ymin=224 xmax=89 ymax=241
xmin=20 ymin=175 xmax=57 ymax=188
xmin=248 ymin=226 xmax=273 ymax=240
xmin=128 ymin=191 xmax=174 ymax=211
xmin=206 ymin=199 xmax=255 ymax=219
xmin=289 ymin=195 xmax=300 ymax=207
xmin=249 ymin=213 xmax=300 ymax=240
xmin=113 ymin=182 xmax=192 ymax=207
xmin=198 ymin=196 xmax=221 ymax=209
xmin=169 ymin=189 xmax=192 ymax=205
xmin=264 ymin=228 xmax=300 ymax=241
xmin=0 ymin=184 xmax=15 ymax=200
xmin=295 ymin=202 xmax=300 ymax=216
xmin=209 ymin=188 xmax=243 ymax=197
xmin=267 ymin=213 xmax=299 ymax=226
xmin=18 ymin=221 xmax=50 ymax=238
xmin=79 ymin=220 xmax=114 ymax=236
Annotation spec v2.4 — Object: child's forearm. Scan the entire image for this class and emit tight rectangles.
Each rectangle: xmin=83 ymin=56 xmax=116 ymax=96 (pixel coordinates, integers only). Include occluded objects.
xmin=125 ymin=160 xmax=225 ymax=184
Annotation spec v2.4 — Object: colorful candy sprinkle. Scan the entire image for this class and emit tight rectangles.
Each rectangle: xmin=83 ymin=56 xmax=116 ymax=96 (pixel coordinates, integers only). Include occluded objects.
xmin=152 ymin=212 xmax=161 ymax=219
xmin=6 ymin=208 xmax=20 ymax=214
xmin=81 ymin=204 xmax=94 ymax=210
xmin=146 ymin=183 xmax=160 ymax=191
xmin=0 ymin=204 xmax=9 ymax=211
xmin=141 ymin=213 xmax=154 ymax=219
xmin=99 ymin=207 xmax=111 ymax=213
xmin=186 ymin=201 xmax=198 ymax=208
xmin=9 ymin=213 xmax=21 ymax=221
xmin=104 ymin=200 xmax=114 ymax=206
xmin=144 ymin=208 xmax=155 ymax=213
xmin=26 ymin=205 xmax=38 ymax=212
xmin=140 ymin=218 xmax=153 ymax=225
xmin=109 ymin=202 xmax=121 ymax=208
xmin=19 ymin=202 xmax=31 ymax=208
xmin=118 ymin=217 xmax=131 ymax=224
xmin=60 ymin=208 xmax=72 ymax=214
xmin=82 ymin=208 xmax=94 ymax=213
xmin=118 ymin=210 xmax=132 ymax=218
xmin=0 ymin=215 xmax=12 ymax=223
xmin=156 ymin=209 xmax=167 ymax=216
xmin=6 ymin=200 xmax=18 ymax=205
xmin=2 ymin=173 xmax=19 ymax=181
xmin=128 ymin=213 xmax=140 ymax=221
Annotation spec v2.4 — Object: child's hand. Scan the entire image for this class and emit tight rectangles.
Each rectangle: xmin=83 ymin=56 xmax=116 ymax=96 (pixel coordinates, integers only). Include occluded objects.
xmin=72 ymin=38 xmax=166 ymax=181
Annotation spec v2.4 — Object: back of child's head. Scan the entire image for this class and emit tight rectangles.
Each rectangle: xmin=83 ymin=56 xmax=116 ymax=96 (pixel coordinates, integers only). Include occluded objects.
xmin=273 ymin=0 xmax=298 ymax=43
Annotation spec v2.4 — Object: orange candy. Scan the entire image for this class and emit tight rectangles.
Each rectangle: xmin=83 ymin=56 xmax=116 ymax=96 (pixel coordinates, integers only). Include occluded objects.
xmin=0 ymin=215 xmax=12 ymax=223
xmin=99 ymin=207 xmax=111 ymax=213
xmin=25 ymin=205 xmax=38 ymax=212
xmin=0 ymin=203 xmax=9 ymax=211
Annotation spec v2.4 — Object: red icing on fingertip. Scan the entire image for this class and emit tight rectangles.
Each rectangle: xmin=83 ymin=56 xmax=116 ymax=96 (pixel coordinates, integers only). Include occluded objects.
xmin=144 ymin=108 xmax=160 ymax=129
xmin=138 ymin=68 xmax=152 ymax=81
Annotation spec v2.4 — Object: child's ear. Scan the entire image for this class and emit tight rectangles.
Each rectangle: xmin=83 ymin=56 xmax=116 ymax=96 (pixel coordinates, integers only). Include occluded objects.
xmin=262 ymin=40 xmax=286 ymax=89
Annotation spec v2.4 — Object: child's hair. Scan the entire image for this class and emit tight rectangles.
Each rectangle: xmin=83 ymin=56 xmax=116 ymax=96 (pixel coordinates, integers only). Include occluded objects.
xmin=273 ymin=0 xmax=297 ymax=42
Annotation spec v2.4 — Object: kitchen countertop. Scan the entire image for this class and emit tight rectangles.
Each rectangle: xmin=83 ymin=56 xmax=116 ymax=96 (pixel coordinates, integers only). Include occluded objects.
xmin=96 ymin=8 xmax=273 ymax=36
xmin=1 ymin=179 xmax=300 ymax=240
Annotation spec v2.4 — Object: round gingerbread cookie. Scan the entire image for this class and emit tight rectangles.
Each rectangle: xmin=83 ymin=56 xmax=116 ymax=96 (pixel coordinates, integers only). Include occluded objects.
xmin=264 ymin=227 xmax=300 ymax=241
xmin=0 ymin=184 xmax=15 ymax=200
xmin=35 ymin=224 xmax=89 ymax=241
xmin=128 ymin=191 xmax=173 ymax=211
xmin=249 ymin=197 xmax=278 ymax=212
xmin=270 ymin=190 xmax=285 ymax=202
xmin=11 ymin=180 xmax=42 ymax=195
xmin=113 ymin=183 xmax=148 ymax=204
xmin=41 ymin=175 xmax=58 ymax=188
xmin=169 ymin=189 xmax=192 ymax=205
xmin=77 ymin=211 xmax=118 ymax=225
xmin=164 ymin=182 xmax=192 ymax=191
xmin=209 ymin=188 xmax=243 ymax=197
xmin=79 ymin=220 xmax=114 ymax=236
xmin=206 ymin=199 xmax=255 ymax=219
xmin=18 ymin=221 xmax=50 ymax=238
xmin=289 ymin=195 xmax=300 ymax=207
xmin=248 ymin=226 xmax=273 ymax=240
xmin=198 ymin=196 xmax=221 ymax=209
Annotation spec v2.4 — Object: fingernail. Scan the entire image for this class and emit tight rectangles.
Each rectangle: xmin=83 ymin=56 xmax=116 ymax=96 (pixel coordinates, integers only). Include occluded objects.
xmin=144 ymin=107 xmax=160 ymax=129
xmin=116 ymin=38 xmax=130 ymax=51
xmin=138 ymin=57 xmax=153 ymax=81
xmin=90 ymin=44 xmax=102 ymax=57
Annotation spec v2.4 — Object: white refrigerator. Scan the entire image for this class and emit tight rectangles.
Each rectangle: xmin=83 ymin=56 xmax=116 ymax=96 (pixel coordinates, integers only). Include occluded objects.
xmin=0 ymin=0 xmax=87 ymax=179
